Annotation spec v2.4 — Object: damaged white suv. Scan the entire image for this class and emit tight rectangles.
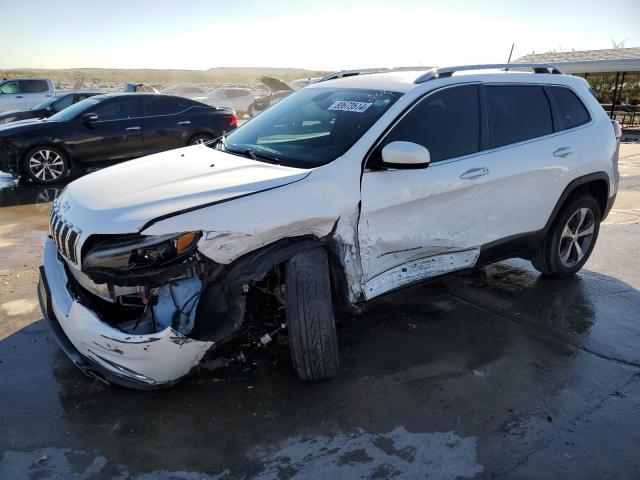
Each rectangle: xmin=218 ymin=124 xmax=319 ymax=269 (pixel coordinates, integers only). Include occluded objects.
xmin=38 ymin=64 xmax=620 ymax=389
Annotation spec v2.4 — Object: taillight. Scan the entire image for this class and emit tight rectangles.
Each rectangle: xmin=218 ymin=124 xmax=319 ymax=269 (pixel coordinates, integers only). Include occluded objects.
xmin=223 ymin=114 xmax=237 ymax=126
xmin=612 ymin=120 xmax=622 ymax=140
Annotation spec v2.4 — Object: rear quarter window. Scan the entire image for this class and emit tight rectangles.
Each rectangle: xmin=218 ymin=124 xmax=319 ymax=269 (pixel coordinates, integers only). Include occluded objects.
xmin=549 ymin=86 xmax=591 ymax=130
xmin=20 ymin=80 xmax=49 ymax=93
xmin=486 ymin=85 xmax=553 ymax=148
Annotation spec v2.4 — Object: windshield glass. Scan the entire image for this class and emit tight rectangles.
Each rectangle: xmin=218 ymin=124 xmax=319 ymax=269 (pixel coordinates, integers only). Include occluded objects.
xmin=32 ymin=97 xmax=59 ymax=110
xmin=49 ymin=97 xmax=101 ymax=121
xmin=224 ymin=88 xmax=402 ymax=168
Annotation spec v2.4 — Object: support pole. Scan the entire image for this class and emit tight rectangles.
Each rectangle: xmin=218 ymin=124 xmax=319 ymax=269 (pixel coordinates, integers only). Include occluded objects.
xmin=610 ymin=72 xmax=620 ymax=119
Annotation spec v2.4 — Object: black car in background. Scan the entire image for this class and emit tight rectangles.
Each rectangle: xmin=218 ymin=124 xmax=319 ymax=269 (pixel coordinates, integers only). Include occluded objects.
xmin=0 ymin=92 xmax=101 ymax=125
xmin=0 ymin=93 xmax=237 ymax=184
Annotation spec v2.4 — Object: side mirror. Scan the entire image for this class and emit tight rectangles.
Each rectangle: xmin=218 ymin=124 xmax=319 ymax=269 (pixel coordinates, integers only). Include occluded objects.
xmin=82 ymin=112 xmax=98 ymax=123
xmin=381 ymin=141 xmax=430 ymax=169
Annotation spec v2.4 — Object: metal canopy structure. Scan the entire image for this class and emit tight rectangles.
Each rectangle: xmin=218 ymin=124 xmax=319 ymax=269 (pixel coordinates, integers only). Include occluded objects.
xmin=516 ymin=48 xmax=640 ymax=120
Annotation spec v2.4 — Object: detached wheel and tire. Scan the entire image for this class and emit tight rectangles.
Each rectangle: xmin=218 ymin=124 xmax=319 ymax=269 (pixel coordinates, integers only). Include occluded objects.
xmin=285 ymin=248 xmax=340 ymax=380
xmin=531 ymin=195 xmax=601 ymax=278
xmin=187 ymin=134 xmax=213 ymax=146
xmin=23 ymin=146 xmax=69 ymax=184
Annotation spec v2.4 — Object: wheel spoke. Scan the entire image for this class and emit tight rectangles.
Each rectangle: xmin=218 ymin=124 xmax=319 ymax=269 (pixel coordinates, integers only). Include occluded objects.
xmin=574 ymin=241 xmax=584 ymax=261
xmin=576 ymin=208 xmax=588 ymax=230
xmin=35 ymin=167 xmax=46 ymax=179
xmin=44 ymin=150 xmax=50 ymax=161
xmin=560 ymin=242 xmax=573 ymax=264
xmin=577 ymin=224 xmax=594 ymax=237
xmin=561 ymin=225 xmax=573 ymax=240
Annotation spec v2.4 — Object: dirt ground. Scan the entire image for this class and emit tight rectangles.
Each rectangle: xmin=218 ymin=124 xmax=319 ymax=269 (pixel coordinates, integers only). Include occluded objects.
xmin=0 ymin=144 xmax=639 ymax=479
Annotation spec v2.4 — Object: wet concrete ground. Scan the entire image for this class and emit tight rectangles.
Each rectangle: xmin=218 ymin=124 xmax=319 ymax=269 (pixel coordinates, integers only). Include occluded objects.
xmin=1 ymin=144 xmax=639 ymax=479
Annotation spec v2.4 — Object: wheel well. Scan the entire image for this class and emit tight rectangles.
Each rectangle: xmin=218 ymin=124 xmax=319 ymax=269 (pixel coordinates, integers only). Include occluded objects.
xmin=565 ymin=179 xmax=608 ymax=218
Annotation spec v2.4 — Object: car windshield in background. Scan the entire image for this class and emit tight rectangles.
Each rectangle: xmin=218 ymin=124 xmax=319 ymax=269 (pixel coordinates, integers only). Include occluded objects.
xmin=32 ymin=97 xmax=59 ymax=110
xmin=49 ymin=97 xmax=101 ymax=121
xmin=224 ymin=88 xmax=402 ymax=168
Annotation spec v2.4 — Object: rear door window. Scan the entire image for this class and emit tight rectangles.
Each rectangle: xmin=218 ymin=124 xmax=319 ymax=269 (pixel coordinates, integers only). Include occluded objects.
xmin=379 ymin=85 xmax=481 ymax=162
xmin=20 ymin=80 xmax=49 ymax=93
xmin=549 ymin=86 xmax=591 ymax=130
xmin=485 ymin=85 xmax=553 ymax=148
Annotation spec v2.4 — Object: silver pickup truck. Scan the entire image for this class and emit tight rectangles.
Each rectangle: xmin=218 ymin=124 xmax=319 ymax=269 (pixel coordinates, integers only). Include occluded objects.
xmin=0 ymin=78 xmax=56 ymax=112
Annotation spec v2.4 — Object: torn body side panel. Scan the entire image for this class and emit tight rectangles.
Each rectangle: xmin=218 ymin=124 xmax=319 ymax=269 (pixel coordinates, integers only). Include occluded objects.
xmin=142 ymin=162 xmax=367 ymax=302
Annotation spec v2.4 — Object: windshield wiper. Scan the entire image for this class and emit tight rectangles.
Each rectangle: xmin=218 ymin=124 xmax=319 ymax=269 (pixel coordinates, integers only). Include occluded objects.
xmin=227 ymin=146 xmax=281 ymax=165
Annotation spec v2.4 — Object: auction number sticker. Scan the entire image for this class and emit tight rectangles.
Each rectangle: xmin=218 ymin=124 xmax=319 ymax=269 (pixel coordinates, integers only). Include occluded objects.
xmin=328 ymin=101 xmax=372 ymax=113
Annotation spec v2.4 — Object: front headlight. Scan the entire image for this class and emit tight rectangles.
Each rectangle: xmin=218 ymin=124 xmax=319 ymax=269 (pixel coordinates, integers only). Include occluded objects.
xmin=83 ymin=232 xmax=200 ymax=272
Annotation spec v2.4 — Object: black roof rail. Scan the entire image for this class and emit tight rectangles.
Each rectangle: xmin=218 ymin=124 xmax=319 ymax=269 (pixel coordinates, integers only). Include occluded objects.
xmin=414 ymin=63 xmax=564 ymax=83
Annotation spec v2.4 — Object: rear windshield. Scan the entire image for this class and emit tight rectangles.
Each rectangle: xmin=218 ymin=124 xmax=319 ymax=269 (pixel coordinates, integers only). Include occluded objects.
xmin=224 ymin=88 xmax=402 ymax=168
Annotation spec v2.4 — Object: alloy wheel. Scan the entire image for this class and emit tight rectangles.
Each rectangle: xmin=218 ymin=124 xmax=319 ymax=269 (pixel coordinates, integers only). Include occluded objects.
xmin=29 ymin=150 xmax=65 ymax=182
xmin=558 ymin=207 xmax=595 ymax=268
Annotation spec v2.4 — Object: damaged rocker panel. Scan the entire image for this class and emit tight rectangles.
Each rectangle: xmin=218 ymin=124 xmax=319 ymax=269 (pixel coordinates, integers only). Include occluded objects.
xmin=363 ymin=248 xmax=481 ymax=300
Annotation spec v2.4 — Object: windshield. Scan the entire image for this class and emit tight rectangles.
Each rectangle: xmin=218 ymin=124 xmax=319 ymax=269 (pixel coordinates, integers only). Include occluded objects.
xmin=32 ymin=97 xmax=59 ymax=110
xmin=49 ymin=97 xmax=101 ymax=121
xmin=224 ymin=88 xmax=402 ymax=168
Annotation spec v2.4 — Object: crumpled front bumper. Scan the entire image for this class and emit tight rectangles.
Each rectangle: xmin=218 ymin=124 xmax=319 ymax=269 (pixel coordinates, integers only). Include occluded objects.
xmin=38 ymin=237 xmax=213 ymax=389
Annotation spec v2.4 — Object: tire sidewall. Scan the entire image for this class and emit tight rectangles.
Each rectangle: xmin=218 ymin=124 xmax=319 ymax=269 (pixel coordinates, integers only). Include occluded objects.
xmin=547 ymin=196 xmax=601 ymax=276
xmin=23 ymin=146 xmax=69 ymax=184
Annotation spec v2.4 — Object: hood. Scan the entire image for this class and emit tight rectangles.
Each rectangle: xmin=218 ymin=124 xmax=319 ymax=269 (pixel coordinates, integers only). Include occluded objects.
xmin=0 ymin=109 xmax=42 ymax=124
xmin=260 ymin=77 xmax=293 ymax=93
xmin=59 ymin=146 xmax=310 ymax=235
xmin=0 ymin=117 xmax=55 ymax=133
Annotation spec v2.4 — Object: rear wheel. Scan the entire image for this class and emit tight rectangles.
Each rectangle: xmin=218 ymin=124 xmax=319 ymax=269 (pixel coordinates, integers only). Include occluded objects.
xmin=284 ymin=248 xmax=340 ymax=380
xmin=23 ymin=146 xmax=69 ymax=184
xmin=187 ymin=133 xmax=213 ymax=146
xmin=531 ymin=195 xmax=601 ymax=278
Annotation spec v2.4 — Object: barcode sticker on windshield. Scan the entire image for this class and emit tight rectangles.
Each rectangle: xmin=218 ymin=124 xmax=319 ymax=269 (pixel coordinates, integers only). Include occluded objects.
xmin=328 ymin=101 xmax=372 ymax=113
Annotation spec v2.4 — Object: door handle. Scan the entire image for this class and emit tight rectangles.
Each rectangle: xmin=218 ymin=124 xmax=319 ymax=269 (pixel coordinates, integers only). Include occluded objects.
xmin=15 ymin=95 xmax=23 ymax=98
xmin=126 ymin=126 xmax=141 ymax=131
xmin=553 ymin=147 xmax=574 ymax=158
xmin=460 ymin=167 xmax=489 ymax=180
xmin=177 ymin=120 xmax=191 ymax=125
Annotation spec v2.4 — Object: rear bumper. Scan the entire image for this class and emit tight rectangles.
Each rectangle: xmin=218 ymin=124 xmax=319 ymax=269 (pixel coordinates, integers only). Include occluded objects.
xmin=38 ymin=237 xmax=213 ymax=389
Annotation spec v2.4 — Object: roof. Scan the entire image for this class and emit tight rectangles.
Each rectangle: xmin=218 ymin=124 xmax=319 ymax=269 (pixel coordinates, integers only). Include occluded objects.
xmin=308 ymin=66 xmax=585 ymax=93
xmin=515 ymin=47 xmax=640 ymax=74
xmin=308 ymin=70 xmax=430 ymax=93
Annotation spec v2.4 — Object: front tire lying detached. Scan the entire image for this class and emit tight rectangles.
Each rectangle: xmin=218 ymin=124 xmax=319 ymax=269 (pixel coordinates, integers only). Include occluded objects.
xmin=531 ymin=195 xmax=601 ymax=278
xmin=284 ymin=248 xmax=340 ymax=380
xmin=23 ymin=146 xmax=69 ymax=184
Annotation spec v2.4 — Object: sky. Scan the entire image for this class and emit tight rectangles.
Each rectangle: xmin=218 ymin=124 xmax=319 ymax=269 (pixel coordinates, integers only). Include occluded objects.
xmin=0 ymin=0 xmax=638 ymax=71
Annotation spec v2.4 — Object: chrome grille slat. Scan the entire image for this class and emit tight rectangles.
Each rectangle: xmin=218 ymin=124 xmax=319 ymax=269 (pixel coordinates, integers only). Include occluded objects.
xmin=59 ymin=225 xmax=69 ymax=258
xmin=48 ymin=210 xmax=81 ymax=265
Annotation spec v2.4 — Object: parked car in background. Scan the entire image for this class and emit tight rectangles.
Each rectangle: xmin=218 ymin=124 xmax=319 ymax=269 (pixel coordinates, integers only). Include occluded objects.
xmin=0 ymin=93 xmax=237 ymax=183
xmin=0 ymin=92 xmax=101 ymax=125
xmin=0 ymin=78 xmax=56 ymax=112
xmin=193 ymin=87 xmax=258 ymax=117
xmin=161 ymin=84 xmax=208 ymax=99
xmin=247 ymin=77 xmax=294 ymax=117
xmin=124 ymin=83 xmax=161 ymax=94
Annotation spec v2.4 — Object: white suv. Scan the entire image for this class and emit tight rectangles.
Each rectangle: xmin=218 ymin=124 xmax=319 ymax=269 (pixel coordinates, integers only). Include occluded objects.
xmin=38 ymin=64 xmax=620 ymax=389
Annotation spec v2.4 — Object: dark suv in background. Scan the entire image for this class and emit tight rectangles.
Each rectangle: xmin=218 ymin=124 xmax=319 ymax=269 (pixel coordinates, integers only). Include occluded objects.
xmin=0 ymin=93 xmax=237 ymax=183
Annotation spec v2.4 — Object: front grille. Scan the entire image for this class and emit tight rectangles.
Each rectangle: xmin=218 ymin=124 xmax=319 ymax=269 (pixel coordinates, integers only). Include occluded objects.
xmin=49 ymin=206 xmax=81 ymax=264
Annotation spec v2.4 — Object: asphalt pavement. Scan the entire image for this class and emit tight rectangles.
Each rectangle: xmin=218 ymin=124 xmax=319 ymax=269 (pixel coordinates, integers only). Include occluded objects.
xmin=0 ymin=144 xmax=639 ymax=479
